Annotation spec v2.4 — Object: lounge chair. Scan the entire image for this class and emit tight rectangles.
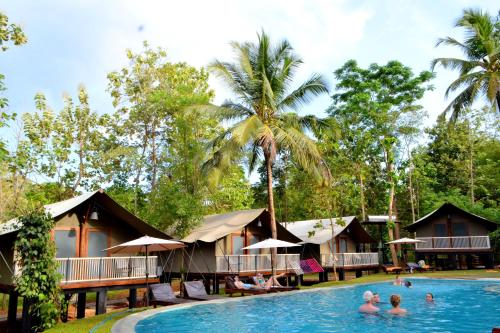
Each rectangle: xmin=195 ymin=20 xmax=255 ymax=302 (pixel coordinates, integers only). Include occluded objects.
xmin=149 ymin=283 xmax=194 ymax=308
xmin=406 ymin=262 xmax=420 ymax=273
xmin=382 ymin=264 xmax=403 ymax=274
xmin=224 ymin=276 xmax=268 ymax=296
xmin=251 ymin=275 xmax=299 ymax=292
xmin=183 ymin=280 xmax=226 ymax=301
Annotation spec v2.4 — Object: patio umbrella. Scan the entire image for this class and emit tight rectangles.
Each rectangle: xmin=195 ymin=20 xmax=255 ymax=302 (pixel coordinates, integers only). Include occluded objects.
xmin=386 ymin=237 xmax=425 ymax=244
xmin=242 ymin=238 xmax=300 ymax=285
xmin=104 ymin=236 xmax=185 ymax=305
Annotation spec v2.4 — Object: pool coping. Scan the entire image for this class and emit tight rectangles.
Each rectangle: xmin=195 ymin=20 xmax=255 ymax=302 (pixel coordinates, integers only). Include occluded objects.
xmin=111 ymin=277 xmax=500 ymax=333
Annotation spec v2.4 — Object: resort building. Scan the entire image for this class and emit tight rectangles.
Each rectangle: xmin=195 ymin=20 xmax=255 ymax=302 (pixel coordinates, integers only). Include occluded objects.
xmin=406 ymin=203 xmax=497 ymax=269
xmin=0 ymin=190 xmax=171 ymax=329
xmin=283 ymin=217 xmax=378 ymax=280
xmin=167 ymin=208 xmax=303 ymax=292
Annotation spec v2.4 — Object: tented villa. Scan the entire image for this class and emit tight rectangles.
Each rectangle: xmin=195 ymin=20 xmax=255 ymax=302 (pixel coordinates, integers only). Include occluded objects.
xmin=406 ymin=203 xmax=497 ymax=269
xmin=283 ymin=217 xmax=378 ymax=280
xmin=166 ymin=208 xmax=303 ymax=292
xmin=0 ymin=190 xmax=172 ymax=330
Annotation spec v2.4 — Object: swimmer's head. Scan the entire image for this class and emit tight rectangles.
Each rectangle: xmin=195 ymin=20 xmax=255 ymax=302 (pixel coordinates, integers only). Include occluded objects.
xmin=372 ymin=293 xmax=380 ymax=303
xmin=426 ymin=293 xmax=434 ymax=302
xmin=390 ymin=294 xmax=401 ymax=307
xmin=363 ymin=290 xmax=374 ymax=302
xmin=405 ymin=281 xmax=412 ymax=288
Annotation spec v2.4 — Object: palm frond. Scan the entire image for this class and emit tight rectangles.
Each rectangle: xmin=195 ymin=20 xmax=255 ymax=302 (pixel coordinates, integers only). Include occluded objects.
xmin=278 ymin=74 xmax=329 ymax=111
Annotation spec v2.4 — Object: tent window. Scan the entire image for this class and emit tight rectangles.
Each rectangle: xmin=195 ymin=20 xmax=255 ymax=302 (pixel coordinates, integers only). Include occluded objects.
xmin=55 ymin=229 xmax=78 ymax=258
xmin=87 ymin=230 xmax=108 ymax=257
xmin=232 ymin=235 xmax=244 ymax=255
xmin=452 ymin=223 xmax=467 ymax=236
xmin=339 ymin=238 xmax=348 ymax=253
xmin=248 ymin=234 xmax=261 ymax=255
xmin=434 ymin=223 xmax=447 ymax=237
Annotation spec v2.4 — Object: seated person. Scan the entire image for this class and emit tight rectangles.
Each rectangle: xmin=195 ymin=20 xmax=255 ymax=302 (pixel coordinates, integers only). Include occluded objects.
xmin=388 ymin=294 xmax=407 ymax=315
xmin=359 ymin=291 xmax=380 ymax=313
xmin=425 ymin=293 xmax=434 ymax=303
xmin=253 ymin=272 xmax=285 ymax=289
xmin=233 ymin=276 xmax=261 ymax=290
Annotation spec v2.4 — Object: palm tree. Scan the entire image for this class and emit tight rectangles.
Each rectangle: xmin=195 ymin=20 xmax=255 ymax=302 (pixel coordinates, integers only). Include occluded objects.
xmin=205 ymin=31 xmax=329 ymax=245
xmin=431 ymin=9 xmax=499 ymax=121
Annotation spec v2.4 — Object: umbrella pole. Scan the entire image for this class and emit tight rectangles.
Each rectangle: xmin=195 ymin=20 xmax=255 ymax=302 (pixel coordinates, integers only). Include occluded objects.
xmin=145 ymin=245 xmax=149 ymax=307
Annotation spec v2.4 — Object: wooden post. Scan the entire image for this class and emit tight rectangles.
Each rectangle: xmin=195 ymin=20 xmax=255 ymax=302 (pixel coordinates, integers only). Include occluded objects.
xmin=338 ymin=269 xmax=345 ymax=281
xmin=21 ymin=298 xmax=32 ymax=333
xmin=60 ymin=293 xmax=71 ymax=323
xmin=95 ymin=290 xmax=107 ymax=315
xmin=128 ymin=289 xmax=137 ymax=309
xmin=355 ymin=270 xmax=363 ymax=278
xmin=7 ymin=291 xmax=18 ymax=333
xmin=77 ymin=293 xmax=86 ymax=319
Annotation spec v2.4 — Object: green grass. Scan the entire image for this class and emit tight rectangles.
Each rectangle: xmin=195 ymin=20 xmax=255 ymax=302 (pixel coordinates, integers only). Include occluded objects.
xmin=45 ymin=269 xmax=500 ymax=333
xmin=45 ymin=307 xmax=150 ymax=333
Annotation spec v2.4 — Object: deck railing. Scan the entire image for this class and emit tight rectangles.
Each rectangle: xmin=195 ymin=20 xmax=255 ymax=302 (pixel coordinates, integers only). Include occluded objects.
xmin=56 ymin=256 xmax=158 ymax=284
xmin=415 ymin=236 xmax=490 ymax=250
xmin=215 ymin=254 xmax=300 ymax=273
xmin=321 ymin=253 xmax=379 ymax=268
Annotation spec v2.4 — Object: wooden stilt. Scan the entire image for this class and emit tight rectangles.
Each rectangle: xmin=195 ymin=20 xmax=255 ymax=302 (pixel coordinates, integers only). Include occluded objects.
xmin=77 ymin=293 xmax=86 ymax=319
xmin=21 ymin=298 xmax=32 ymax=333
xmin=7 ymin=291 xmax=18 ymax=333
xmin=95 ymin=290 xmax=107 ymax=315
xmin=128 ymin=289 xmax=137 ymax=309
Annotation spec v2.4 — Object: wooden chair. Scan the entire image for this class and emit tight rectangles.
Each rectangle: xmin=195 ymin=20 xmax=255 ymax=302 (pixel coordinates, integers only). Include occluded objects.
xmin=382 ymin=264 xmax=403 ymax=274
xmin=149 ymin=283 xmax=194 ymax=308
xmin=224 ymin=276 xmax=268 ymax=296
xmin=251 ymin=275 xmax=299 ymax=292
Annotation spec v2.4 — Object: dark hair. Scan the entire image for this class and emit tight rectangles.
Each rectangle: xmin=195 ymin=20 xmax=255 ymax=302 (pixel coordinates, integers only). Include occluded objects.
xmin=405 ymin=280 xmax=412 ymax=287
xmin=426 ymin=293 xmax=433 ymax=299
xmin=390 ymin=294 xmax=401 ymax=307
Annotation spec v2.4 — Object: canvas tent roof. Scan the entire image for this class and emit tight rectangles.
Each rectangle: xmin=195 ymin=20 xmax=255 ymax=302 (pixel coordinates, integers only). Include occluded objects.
xmin=406 ymin=202 xmax=497 ymax=232
xmin=283 ymin=216 xmax=375 ymax=244
xmin=181 ymin=208 xmax=301 ymax=243
xmin=0 ymin=190 xmax=169 ymax=238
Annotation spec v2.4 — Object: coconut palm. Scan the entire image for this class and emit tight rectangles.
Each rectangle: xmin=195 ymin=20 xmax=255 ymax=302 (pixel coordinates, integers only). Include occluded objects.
xmin=204 ymin=31 xmax=329 ymax=242
xmin=431 ymin=8 xmax=499 ymax=121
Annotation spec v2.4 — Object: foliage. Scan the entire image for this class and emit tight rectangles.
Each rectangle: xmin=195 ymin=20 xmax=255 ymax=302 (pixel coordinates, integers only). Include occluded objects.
xmin=431 ymin=8 xmax=500 ymax=120
xmin=205 ymin=30 xmax=329 ymax=240
xmin=14 ymin=210 xmax=64 ymax=331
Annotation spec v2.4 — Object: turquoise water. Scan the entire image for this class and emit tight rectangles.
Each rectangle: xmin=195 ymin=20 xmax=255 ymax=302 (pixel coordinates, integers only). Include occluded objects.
xmin=135 ymin=279 xmax=500 ymax=333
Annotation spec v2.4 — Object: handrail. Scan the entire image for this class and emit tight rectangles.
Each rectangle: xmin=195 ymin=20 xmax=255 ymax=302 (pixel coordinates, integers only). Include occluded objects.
xmin=56 ymin=256 xmax=158 ymax=283
xmin=320 ymin=252 xmax=379 ymax=267
xmin=215 ymin=254 xmax=300 ymax=273
xmin=415 ymin=236 xmax=490 ymax=249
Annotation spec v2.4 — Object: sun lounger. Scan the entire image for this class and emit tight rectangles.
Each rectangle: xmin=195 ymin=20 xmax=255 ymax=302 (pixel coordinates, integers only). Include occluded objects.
xmin=183 ymin=280 xmax=226 ymax=301
xmin=149 ymin=283 xmax=194 ymax=308
xmin=251 ymin=276 xmax=299 ymax=292
xmin=382 ymin=264 xmax=403 ymax=274
xmin=224 ymin=276 xmax=268 ymax=296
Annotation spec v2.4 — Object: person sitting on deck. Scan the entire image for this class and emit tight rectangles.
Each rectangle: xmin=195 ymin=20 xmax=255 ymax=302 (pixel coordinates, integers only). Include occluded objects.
xmin=254 ymin=272 xmax=286 ymax=289
xmin=359 ymin=291 xmax=379 ymax=313
xmin=233 ymin=276 xmax=262 ymax=290
xmin=388 ymin=294 xmax=407 ymax=315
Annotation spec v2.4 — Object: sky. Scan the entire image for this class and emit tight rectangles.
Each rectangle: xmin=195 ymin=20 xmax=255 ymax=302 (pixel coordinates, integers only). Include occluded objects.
xmin=1 ymin=0 xmax=498 ymax=140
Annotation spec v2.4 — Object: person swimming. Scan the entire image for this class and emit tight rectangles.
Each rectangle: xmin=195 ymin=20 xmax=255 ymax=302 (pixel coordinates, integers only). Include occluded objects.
xmin=393 ymin=274 xmax=403 ymax=286
xmin=425 ymin=293 xmax=434 ymax=303
xmin=372 ymin=292 xmax=381 ymax=304
xmin=404 ymin=280 xmax=412 ymax=288
xmin=388 ymin=294 xmax=407 ymax=315
xmin=359 ymin=291 xmax=380 ymax=313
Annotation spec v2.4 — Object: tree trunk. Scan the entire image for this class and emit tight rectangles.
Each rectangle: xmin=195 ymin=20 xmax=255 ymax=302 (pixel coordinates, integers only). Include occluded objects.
xmin=408 ymin=163 xmax=416 ymax=223
xmin=151 ymin=123 xmax=157 ymax=192
xmin=359 ymin=169 xmax=366 ymax=221
xmin=468 ymin=123 xmax=474 ymax=204
xmin=387 ymin=180 xmax=399 ymax=266
xmin=265 ymin=152 xmax=277 ymax=275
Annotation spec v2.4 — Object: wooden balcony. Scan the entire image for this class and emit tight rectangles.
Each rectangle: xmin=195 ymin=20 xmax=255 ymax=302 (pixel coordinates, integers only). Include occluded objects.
xmin=216 ymin=254 xmax=300 ymax=274
xmin=56 ymin=256 xmax=158 ymax=288
xmin=321 ymin=253 xmax=379 ymax=269
xmin=415 ymin=236 xmax=491 ymax=251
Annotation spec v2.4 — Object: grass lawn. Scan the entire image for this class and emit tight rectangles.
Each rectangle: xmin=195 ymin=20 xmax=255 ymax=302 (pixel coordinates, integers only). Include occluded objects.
xmin=45 ymin=269 xmax=499 ymax=333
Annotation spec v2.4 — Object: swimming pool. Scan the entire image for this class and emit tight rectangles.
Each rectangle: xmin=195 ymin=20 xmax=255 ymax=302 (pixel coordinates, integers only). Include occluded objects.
xmin=134 ymin=279 xmax=500 ymax=333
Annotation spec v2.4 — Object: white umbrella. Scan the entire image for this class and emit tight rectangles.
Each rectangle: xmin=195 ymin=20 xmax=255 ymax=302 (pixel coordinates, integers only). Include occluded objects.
xmin=242 ymin=238 xmax=299 ymax=285
xmin=386 ymin=237 xmax=425 ymax=244
xmin=241 ymin=238 xmax=300 ymax=250
xmin=104 ymin=236 xmax=185 ymax=306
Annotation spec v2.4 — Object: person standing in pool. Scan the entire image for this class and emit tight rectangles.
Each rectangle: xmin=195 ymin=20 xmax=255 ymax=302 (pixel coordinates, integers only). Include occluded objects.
xmin=372 ymin=292 xmax=381 ymax=304
xmin=393 ymin=274 xmax=403 ymax=286
xmin=359 ymin=291 xmax=380 ymax=313
xmin=388 ymin=294 xmax=407 ymax=315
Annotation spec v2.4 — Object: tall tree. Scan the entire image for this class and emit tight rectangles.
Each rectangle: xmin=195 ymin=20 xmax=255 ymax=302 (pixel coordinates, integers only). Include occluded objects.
xmin=205 ymin=31 xmax=329 ymax=250
xmin=107 ymin=42 xmax=214 ymax=213
xmin=431 ymin=8 xmax=499 ymax=120
xmin=329 ymin=60 xmax=433 ymax=265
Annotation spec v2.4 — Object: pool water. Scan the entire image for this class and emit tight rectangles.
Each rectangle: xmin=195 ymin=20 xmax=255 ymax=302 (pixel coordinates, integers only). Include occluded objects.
xmin=135 ymin=279 xmax=500 ymax=333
